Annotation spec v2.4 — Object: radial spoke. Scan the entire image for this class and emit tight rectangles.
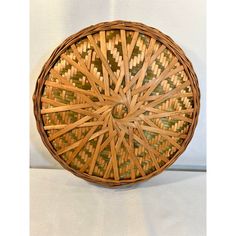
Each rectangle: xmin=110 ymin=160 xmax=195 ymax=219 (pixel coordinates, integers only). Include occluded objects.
xmin=127 ymin=31 xmax=139 ymax=59
xmin=71 ymin=44 xmax=88 ymax=68
xmin=128 ymin=58 xmax=179 ymax=116
xmin=124 ymin=80 xmax=192 ymax=122
xmin=139 ymin=115 xmax=182 ymax=150
xmin=44 ymin=121 xmax=104 ymax=130
xmin=134 ymin=121 xmax=160 ymax=169
xmin=65 ymin=110 xmax=109 ymax=164
xmin=140 ymin=92 xmax=193 ymax=102
xmin=165 ymin=65 xmax=184 ymax=78
xmin=79 ymin=115 xmax=110 ymax=174
xmin=103 ymin=122 xmax=126 ymax=179
xmin=61 ymin=53 xmax=104 ymax=88
xmin=139 ymin=57 xmax=178 ymax=101
xmin=145 ymin=81 xmax=191 ymax=108
xmin=120 ymin=29 xmax=131 ymax=103
xmin=128 ymin=127 xmax=137 ymax=179
xmin=99 ymin=130 xmax=117 ymax=153
xmin=130 ymin=38 xmax=156 ymax=109
xmin=103 ymin=117 xmax=119 ymax=180
xmin=131 ymin=61 xmax=181 ymax=96
xmin=41 ymin=97 xmax=98 ymax=114
xmin=123 ymin=44 xmax=166 ymax=94
xmin=48 ymin=105 xmax=110 ymax=141
xmin=99 ymin=31 xmax=110 ymax=96
xmin=49 ymin=69 xmax=102 ymax=108
xmin=45 ymin=81 xmax=100 ymax=108
xmin=117 ymin=122 xmax=177 ymax=163
xmin=50 ymin=68 xmax=72 ymax=86
xmin=140 ymin=125 xmax=187 ymax=139
xmin=109 ymin=118 xmax=120 ymax=180
xmin=115 ymin=125 xmax=126 ymax=151
xmin=114 ymin=31 xmax=139 ymax=96
xmin=140 ymin=106 xmax=194 ymax=122
xmin=115 ymin=123 xmax=146 ymax=178
xmin=72 ymin=43 xmax=115 ymax=103
xmin=122 ymin=137 xmax=146 ymax=177
xmin=140 ymin=114 xmax=187 ymax=137
xmin=142 ymin=106 xmax=194 ymax=115
xmin=41 ymin=103 xmax=99 ymax=115
xmin=103 ymin=128 xmax=121 ymax=179
xmin=61 ymin=54 xmax=105 ymax=102
xmin=57 ymin=127 xmax=106 ymax=155
xmin=44 ymin=124 xmax=67 ymax=130
xmin=170 ymin=115 xmax=192 ymax=123
xmin=87 ymin=34 xmax=127 ymax=102
xmin=87 ymin=35 xmax=118 ymax=84
xmin=131 ymin=65 xmax=184 ymax=96
xmin=137 ymin=113 xmax=193 ymax=124
xmin=49 ymin=44 xmax=122 ymax=104
xmin=72 ymin=42 xmax=114 ymax=100
xmin=134 ymin=123 xmax=170 ymax=163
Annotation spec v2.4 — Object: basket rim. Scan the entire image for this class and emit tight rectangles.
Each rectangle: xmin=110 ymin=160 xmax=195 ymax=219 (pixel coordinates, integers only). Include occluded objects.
xmin=33 ymin=20 xmax=200 ymax=187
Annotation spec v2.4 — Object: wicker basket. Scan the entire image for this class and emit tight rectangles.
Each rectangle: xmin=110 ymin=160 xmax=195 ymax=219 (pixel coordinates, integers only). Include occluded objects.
xmin=33 ymin=21 xmax=200 ymax=187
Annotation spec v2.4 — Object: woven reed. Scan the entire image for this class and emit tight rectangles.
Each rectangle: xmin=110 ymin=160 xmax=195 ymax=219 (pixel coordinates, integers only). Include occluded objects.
xmin=33 ymin=21 xmax=200 ymax=187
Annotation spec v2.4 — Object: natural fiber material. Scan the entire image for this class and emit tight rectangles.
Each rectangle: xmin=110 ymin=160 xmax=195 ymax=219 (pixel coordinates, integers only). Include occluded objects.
xmin=33 ymin=21 xmax=200 ymax=186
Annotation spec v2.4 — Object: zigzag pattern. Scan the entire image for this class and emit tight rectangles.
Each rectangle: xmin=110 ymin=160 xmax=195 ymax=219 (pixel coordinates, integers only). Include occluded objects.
xmin=40 ymin=28 xmax=198 ymax=184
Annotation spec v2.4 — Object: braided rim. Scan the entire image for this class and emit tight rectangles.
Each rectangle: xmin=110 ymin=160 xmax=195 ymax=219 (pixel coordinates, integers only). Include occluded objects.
xmin=33 ymin=20 xmax=200 ymax=187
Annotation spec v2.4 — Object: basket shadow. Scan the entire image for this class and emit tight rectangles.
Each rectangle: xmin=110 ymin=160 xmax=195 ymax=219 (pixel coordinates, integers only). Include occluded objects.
xmin=132 ymin=170 xmax=205 ymax=189
xmin=88 ymin=170 xmax=205 ymax=191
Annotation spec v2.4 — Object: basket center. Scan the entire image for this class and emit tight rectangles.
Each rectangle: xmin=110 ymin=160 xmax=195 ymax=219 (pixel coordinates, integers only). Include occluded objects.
xmin=111 ymin=103 xmax=128 ymax=119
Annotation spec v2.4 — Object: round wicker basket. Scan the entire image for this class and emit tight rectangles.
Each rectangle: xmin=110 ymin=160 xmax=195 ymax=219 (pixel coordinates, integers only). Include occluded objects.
xmin=33 ymin=21 xmax=200 ymax=187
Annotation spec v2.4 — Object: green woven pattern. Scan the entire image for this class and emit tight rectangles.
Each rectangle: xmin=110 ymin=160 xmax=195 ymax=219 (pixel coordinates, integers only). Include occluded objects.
xmin=38 ymin=26 xmax=198 ymax=185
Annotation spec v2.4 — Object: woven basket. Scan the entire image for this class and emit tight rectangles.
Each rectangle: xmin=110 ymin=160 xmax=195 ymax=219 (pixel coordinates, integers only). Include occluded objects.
xmin=33 ymin=21 xmax=200 ymax=187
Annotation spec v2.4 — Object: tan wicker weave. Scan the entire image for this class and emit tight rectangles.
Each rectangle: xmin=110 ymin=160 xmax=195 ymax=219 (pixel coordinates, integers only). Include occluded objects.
xmin=33 ymin=21 xmax=200 ymax=186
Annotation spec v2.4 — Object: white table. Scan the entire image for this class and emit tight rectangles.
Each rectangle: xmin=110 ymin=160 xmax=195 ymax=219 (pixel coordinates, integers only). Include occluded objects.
xmin=30 ymin=169 xmax=206 ymax=236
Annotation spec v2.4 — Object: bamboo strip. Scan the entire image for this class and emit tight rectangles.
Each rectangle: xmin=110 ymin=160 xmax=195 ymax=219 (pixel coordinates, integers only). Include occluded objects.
xmin=81 ymin=116 xmax=110 ymax=174
xmin=130 ymin=38 xmax=156 ymax=109
xmin=134 ymin=122 xmax=160 ymax=169
xmin=100 ymin=31 xmax=110 ymax=96
xmin=44 ymin=121 xmax=104 ymax=130
xmin=48 ymin=105 xmax=110 ymax=141
xmin=65 ymin=111 xmax=109 ymax=164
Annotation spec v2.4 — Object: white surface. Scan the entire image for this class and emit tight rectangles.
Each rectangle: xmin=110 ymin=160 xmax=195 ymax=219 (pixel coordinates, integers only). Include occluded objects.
xmin=30 ymin=0 xmax=206 ymax=169
xmin=30 ymin=169 xmax=206 ymax=236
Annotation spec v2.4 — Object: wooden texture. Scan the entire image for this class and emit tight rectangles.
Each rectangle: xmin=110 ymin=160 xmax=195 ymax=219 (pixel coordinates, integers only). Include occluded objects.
xmin=33 ymin=21 xmax=200 ymax=186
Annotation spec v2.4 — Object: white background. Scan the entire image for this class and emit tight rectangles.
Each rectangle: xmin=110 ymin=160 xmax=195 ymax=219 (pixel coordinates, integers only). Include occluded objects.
xmin=30 ymin=169 xmax=206 ymax=236
xmin=30 ymin=0 xmax=206 ymax=170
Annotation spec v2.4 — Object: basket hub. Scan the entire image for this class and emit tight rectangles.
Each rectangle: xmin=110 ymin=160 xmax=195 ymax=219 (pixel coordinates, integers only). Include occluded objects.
xmin=111 ymin=103 xmax=128 ymax=119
